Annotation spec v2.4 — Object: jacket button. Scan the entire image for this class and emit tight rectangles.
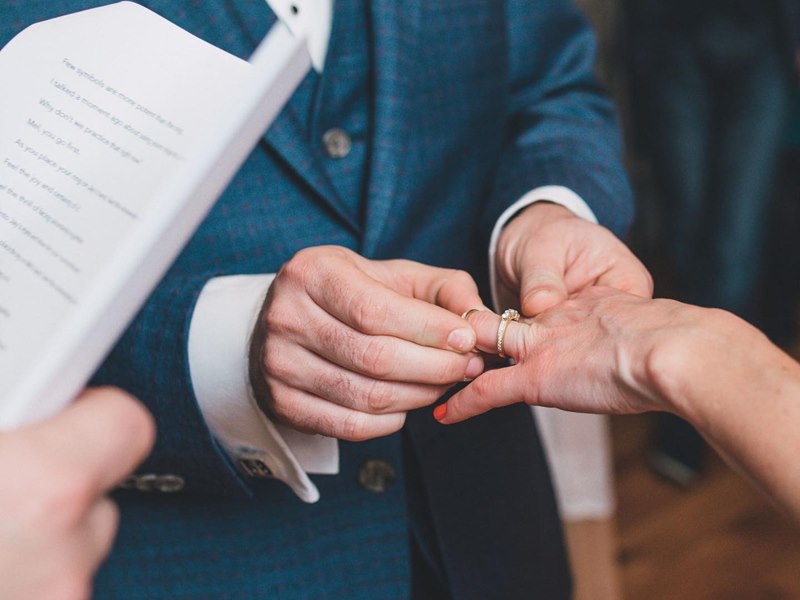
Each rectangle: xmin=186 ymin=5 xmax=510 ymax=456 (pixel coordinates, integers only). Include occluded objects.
xmin=119 ymin=473 xmax=185 ymax=493
xmin=358 ymin=460 xmax=396 ymax=494
xmin=322 ymin=128 xmax=352 ymax=159
xmin=133 ymin=474 xmax=158 ymax=492
xmin=154 ymin=475 xmax=185 ymax=493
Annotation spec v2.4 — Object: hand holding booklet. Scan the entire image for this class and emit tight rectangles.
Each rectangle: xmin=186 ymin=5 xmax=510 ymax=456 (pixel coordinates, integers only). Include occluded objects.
xmin=0 ymin=2 xmax=312 ymax=428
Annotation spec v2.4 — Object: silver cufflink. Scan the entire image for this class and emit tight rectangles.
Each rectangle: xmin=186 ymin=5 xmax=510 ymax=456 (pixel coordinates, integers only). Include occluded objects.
xmin=239 ymin=458 xmax=273 ymax=478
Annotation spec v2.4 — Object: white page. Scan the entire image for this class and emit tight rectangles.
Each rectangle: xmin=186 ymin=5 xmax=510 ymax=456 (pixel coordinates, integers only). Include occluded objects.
xmin=0 ymin=2 xmax=311 ymax=427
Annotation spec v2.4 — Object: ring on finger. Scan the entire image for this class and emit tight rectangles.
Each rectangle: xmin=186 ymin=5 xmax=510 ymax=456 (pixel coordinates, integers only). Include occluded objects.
xmin=496 ymin=308 xmax=520 ymax=358
xmin=461 ymin=308 xmax=484 ymax=321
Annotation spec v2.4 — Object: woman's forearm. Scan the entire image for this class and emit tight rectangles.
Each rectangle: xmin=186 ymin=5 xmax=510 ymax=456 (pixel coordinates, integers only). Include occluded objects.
xmin=649 ymin=308 xmax=800 ymax=520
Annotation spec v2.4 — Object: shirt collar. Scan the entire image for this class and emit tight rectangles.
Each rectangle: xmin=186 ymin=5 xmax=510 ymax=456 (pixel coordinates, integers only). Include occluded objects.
xmin=265 ymin=0 xmax=332 ymax=72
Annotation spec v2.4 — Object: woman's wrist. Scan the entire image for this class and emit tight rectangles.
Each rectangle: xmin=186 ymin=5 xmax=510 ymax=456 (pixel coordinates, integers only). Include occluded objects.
xmin=642 ymin=303 xmax=731 ymax=423
xmin=644 ymin=303 xmax=786 ymax=428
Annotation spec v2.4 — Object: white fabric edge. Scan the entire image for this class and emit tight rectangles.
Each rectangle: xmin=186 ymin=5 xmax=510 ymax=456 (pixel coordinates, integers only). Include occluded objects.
xmin=188 ymin=274 xmax=340 ymax=504
xmin=266 ymin=0 xmax=332 ymax=72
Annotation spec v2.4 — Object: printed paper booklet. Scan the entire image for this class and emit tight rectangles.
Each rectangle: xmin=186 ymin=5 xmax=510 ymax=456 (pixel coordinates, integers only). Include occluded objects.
xmin=0 ymin=2 xmax=311 ymax=427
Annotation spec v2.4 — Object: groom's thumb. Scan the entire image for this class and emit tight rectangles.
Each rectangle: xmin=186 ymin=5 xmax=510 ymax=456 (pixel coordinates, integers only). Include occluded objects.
xmin=519 ymin=263 xmax=568 ymax=316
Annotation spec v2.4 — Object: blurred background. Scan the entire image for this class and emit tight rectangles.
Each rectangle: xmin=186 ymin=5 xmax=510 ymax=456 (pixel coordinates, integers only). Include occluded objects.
xmin=559 ymin=1 xmax=800 ymax=598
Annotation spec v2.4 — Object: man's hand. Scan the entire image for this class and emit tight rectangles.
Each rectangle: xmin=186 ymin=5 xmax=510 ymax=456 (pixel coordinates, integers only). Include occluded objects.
xmin=496 ymin=202 xmax=653 ymax=315
xmin=0 ymin=388 xmax=155 ymax=600
xmin=250 ymin=246 xmax=486 ymax=441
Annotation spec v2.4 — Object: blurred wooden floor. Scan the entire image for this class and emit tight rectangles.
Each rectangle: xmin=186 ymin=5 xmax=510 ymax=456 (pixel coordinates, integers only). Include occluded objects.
xmin=612 ymin=414 xmax=800 ymax=599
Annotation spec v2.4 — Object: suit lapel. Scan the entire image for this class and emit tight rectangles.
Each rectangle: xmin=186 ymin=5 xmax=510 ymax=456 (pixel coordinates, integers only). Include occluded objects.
xmin=261 ymin=108 xmax=360 ymax=234
xmin=360 ymin=0 xmax=418 ymax=256
xmin=226 ymin=0 xmax=360 ymax=234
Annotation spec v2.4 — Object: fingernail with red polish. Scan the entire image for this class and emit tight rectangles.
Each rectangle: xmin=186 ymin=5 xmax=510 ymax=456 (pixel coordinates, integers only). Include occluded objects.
xmin=434 ymin=403 xmax=448 ymax=422
xmin=448 ymin=328 xmax=476 ymax=352
xmin=465 ymin=355 xmax=483 ymax=380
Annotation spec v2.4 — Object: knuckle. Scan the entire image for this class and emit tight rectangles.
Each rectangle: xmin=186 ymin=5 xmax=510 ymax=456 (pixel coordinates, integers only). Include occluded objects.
xmin=470 ymin=374 xmax=494 ymax=398
xmin=261 ymin=293 xmax=305 ymax=337
xmin=258 ymin=320 xmax=292 ymax=353
xmin=267 ymin=392 xmax=296 ymax=424
xmin=286 ymin=412 xmax=326 ymax=436
xmin=339 ymin=412 xmax=371 ymax=442
xmin=416 ymin=315 xmax=439 ymax=345
xmin=275 ymin=260 xmax=300 ymax=288
xmin=287 ymin=246 xmax=317 ymax=272
xmin=364 ymin=380 xmax=393 ymax=413
xmin=281 ymin=247 xmax=324 ymax=289
xmin=319 ymin=324 xmax=371 ymax=373
xmin=449 ymin=269 xmax=475 ymax=289
xmin=314 ymin=369 xmax=354 ymax=404
xmin=314 ymin=415 xmax=339 ymax=437
xmin=357 ymin=338 xmax=394 ymax=378
xmin=270 ymin=392 xmax=339 ymax=439
xmin=352 ymin=297 xmax=389 ymax=333
xmin=436 ymin=355 xmax=466 ymax=384
xmin=260 ymin=301 xmax=286 ymax=333
xmin=263 ymin=352 xmax=293 ymax=382
xmin=317 ymin=321 xmax=346 ymax=351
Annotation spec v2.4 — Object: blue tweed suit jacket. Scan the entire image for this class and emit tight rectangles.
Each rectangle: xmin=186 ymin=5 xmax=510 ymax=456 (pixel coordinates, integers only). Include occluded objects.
xmin=2 ymin=1 xmax=633 ymax=598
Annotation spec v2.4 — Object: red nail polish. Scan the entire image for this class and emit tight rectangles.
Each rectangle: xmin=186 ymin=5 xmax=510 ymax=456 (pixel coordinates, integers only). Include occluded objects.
xmin=433 ymin=403 xmax=447 ymax=422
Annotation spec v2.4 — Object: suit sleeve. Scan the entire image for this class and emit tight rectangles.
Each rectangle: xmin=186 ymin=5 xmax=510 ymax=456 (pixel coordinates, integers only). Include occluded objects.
xmin=480 ymin=0 xmax=634 ymax=241
xmin=90 ymin=268 xmax=254 ymax=497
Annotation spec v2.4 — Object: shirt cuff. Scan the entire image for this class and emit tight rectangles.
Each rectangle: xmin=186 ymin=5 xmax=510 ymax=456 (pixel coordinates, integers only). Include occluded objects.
xmin=488 ymin=185 xmax=597 ymax=310
xmin=187 ymin=274 xmax=339 ymax=504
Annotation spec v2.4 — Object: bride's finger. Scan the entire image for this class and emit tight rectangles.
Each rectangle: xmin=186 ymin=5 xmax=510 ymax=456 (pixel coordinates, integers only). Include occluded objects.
xmin=434 ymin=364 xmax=532 ymax=424
xmin=462 ymin=309 xmax=529 ymax=358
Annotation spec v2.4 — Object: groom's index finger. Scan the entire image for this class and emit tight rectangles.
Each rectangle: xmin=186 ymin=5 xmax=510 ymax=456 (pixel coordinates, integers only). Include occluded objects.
xmin=376 ymin=259 xmax=488 ymax=350
xmin=310 ymin=260 xmax=480 ymax=353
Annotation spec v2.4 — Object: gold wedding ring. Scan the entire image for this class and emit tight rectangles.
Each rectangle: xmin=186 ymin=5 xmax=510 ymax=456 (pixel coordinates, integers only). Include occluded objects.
xmin=461 ymin=308 xmax=483 ymax=321
xmin=496 ymin=308 xmax=520 ymax=358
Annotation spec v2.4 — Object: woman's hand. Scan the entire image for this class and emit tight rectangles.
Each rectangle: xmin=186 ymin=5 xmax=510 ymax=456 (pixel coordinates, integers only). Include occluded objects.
xmin=435 ymin=287 xmax=715 ymax=424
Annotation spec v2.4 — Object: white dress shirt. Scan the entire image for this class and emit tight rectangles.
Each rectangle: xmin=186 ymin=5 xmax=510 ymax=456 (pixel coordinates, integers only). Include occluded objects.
xmin=187 ymin=0 xmax=598 ymax=503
